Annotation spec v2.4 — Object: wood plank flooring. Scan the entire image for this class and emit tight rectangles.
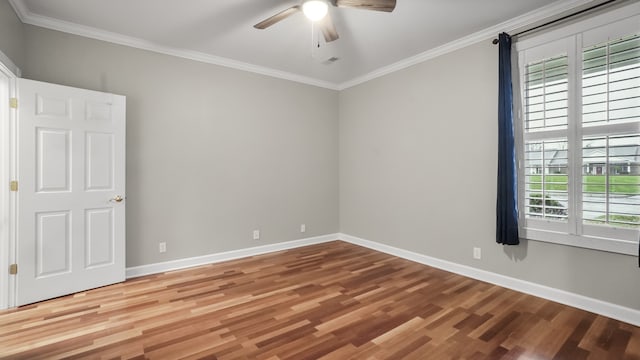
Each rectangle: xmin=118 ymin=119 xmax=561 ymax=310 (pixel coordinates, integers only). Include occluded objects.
xmin=1 ymin=240 xmax=638 ymax=359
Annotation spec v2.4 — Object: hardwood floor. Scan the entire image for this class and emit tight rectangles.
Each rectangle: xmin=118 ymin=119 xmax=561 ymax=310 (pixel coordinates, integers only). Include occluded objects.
xmin=1 ymin=240 xmax=638 ymax=359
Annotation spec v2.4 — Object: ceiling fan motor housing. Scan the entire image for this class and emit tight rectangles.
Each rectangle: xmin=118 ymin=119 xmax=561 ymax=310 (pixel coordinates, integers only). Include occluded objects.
xmin=253 ymin=0 xmax=397 ymax=43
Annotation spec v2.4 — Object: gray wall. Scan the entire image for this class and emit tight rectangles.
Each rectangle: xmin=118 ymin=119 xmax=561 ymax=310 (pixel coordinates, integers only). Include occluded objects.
xmin=339 ymin=40 xmax=640 ymax=310
xmin=22 ymin=25 xmax=339 ymax=267
xmin=0 ymin=0 xmax=24 ymax=69
xmin=2 ymin=3 xmax=637 ymax=311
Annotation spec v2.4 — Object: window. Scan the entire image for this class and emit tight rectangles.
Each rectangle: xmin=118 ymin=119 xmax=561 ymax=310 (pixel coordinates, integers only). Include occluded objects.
xmin=516 ymin=6 xmax=639 ymax=255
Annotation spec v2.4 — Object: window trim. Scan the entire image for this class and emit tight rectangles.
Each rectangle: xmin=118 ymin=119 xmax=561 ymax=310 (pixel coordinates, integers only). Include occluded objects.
xmin=514 ymin=3 xmax=640 ymax=255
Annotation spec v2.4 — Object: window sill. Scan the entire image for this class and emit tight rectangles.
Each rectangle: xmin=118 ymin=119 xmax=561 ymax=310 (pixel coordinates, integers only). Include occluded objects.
xmin=521 ymin=227 xmax=639 ymax=256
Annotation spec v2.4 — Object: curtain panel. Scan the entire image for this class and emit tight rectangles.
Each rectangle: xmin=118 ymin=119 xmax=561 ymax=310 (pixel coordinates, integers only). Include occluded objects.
xmin=496 ymin=32 xmax=520 ymax=245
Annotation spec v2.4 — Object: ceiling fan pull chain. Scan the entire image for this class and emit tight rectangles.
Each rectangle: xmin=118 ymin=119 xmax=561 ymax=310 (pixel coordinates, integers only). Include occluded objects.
xmin=316 ymin=23 xmax=321 ymax=49
xmin=311 ymin=22 xmax=315 ymax=56
xmin=311 ymin=22 xmax=321 ymax=57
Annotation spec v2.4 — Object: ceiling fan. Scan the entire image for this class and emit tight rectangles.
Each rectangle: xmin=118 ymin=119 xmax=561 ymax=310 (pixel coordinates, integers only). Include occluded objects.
xmin=254 ymin=0 xmax=397 ymax=43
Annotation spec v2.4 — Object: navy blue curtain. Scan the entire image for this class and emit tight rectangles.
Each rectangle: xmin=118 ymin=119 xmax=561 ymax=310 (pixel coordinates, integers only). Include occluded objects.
xmin=496 ymin=32 xmax=519 ymax=245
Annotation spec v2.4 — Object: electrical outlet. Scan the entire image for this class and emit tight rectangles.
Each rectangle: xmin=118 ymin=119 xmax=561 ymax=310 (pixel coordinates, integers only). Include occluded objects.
xmin=473 ymin=247 xmax=481 ymax=260
xmin=253 ymin=230 xmax=260 ymax=240
xmin=159 ymin=242 xmax=167 ymax=253
xmin=300 ymin=224 xmax=306 ymax=233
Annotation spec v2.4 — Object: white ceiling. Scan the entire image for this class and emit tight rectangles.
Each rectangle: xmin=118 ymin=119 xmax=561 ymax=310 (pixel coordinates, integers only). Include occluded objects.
xmin=10 ymin=0 xmax=595 ymax=89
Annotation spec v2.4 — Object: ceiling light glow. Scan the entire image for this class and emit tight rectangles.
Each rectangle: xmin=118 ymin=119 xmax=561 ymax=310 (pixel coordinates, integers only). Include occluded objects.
xmin=302 ymin=1 xmax=328 ymax=22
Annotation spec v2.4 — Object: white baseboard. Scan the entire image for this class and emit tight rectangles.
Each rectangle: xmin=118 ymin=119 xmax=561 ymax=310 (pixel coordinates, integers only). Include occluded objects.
xmin=339 ymin=233 xmax=640 ymax=327
xmin=125 ymin=233 xmax=339 ymax=278
xmin=125 ymin=231 xmax=639 ymax=327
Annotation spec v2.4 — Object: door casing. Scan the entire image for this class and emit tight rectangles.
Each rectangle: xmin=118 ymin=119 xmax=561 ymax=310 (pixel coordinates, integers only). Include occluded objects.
xmin=0 ymin=52 xmax=19 ymax=310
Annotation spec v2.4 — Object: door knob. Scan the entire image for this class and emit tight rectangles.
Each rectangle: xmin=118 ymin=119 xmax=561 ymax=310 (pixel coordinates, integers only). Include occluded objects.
xmin=110 ymin=195 xmax=125 ymax=203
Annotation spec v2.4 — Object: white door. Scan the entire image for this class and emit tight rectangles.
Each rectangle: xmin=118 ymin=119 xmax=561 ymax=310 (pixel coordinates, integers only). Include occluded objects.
xmin=16 ymin=79 xmax=126 ymax=306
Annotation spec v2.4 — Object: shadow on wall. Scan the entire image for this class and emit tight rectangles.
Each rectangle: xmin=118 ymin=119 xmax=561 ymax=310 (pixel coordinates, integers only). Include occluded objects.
xmin=503 ymin=238 xmax=528 ymax=262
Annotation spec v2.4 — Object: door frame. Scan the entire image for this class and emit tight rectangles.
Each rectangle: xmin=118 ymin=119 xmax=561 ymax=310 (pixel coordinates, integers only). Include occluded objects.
xmin=0 ymin=50 xmax=20 ymax=310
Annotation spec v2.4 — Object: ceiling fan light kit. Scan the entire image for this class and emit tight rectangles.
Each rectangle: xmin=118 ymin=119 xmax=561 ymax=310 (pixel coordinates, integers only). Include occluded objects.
xmin=302 ymin=1 xmax=329 ymax=21
xmin=254 ymin=0 xmax=396 ymax=44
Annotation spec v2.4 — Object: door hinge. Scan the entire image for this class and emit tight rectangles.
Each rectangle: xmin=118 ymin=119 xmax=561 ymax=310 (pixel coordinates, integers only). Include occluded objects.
xmin=10 ymin=181 xmax=18 ymax=192
xmin=9 ymin=97 xmax=17 ymax=109
xmin=9 ymin=264 xmax=17 ymax=275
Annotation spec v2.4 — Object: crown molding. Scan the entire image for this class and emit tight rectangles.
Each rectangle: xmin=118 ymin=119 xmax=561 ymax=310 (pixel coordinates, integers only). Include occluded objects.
xmin=337 ymin=0 xmax=603 ymax=90
xmin=7 ymin=0 xmax=340 ymax=90
xmin=9 ymin=0 xmax=608 ymax=91
xmin=7 ymin=0 xmax=27 ymax=22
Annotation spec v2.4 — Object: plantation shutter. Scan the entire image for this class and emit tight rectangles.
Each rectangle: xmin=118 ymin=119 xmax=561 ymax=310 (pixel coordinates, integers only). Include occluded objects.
xmin=581 ymin=34 xmax=640 ymax=230
xmin=516 ymin=11 xmax=640 ymax=254
xmin=523 ymin=53 xmax=570 ymax=227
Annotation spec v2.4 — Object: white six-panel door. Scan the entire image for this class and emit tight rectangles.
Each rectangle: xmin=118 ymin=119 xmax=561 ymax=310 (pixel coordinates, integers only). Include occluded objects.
xmin=17 ymin=79 xmax=125 ymax=306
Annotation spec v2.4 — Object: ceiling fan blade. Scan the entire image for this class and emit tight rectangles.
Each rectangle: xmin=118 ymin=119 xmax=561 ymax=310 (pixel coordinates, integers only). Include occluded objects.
xmin=254 ymin=5 xmax=301 ymax=29
xmin=333 ymin=0 xmax=396 ymax=12
xmin=319 ymin=12 xmax=339 ymax=42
